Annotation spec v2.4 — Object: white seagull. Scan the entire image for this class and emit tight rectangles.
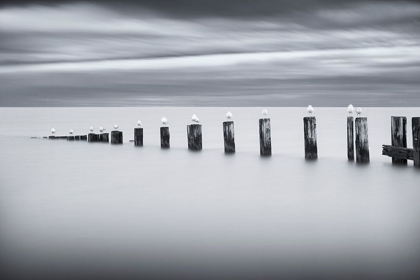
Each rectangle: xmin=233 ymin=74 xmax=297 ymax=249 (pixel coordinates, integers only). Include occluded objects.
xmin=137 ymin=120 xmax=142 ymax=128
xmin=307 ymin=105 xmax=314 ymax=115
xmin=226 ymin=111 xmax=233 ymax=120
xmin=90 ymin=127 xmax=94 ymax=132
xmin=51 ymin=128 xmax=56 ymax=135
xmin=99 ymin=127 xmax=104 ymax=133
xmin=262 ymin=109 xmax=268 ymax=117
xmin=191 ymin=114 xmax=200 ymax=123
xmin=356 ymin=107 xmax=362 ymax=117
xmin=114 ymin=124 xmax=119 ymax=130
xmin=347 ymin=104 xmax=354 ymax=115
xmin=161 ymin=116 xmax=168 ymax=126
xmin=69 ymin=129 xmax=74 ymax=135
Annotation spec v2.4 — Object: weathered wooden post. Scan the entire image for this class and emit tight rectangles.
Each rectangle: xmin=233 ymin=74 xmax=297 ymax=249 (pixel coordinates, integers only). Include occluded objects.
xmin=67 ymin=129 xmax=75 ymax=141
xmin=355 ymin=108 xmax=370 ymax=163
xmin=98 ymin=127 xmax=109 ymax=143
xmin=259 ymin=109 xmax=271 ymax=156
xmin=75 ymin=135 xmax=80 ymax=140
xmin=413 ymin=117 xmax=420 ymax=167
xmin=303 ymin=105 xmax=317 ymax=159
xmin=347 ymin=104 xmax=354 ymax=160
xmin=223 ymin=111 xmax=235 ymax=153
xmin=88 ymin=127 xmax=97 ymax=142
xmin=80 ymin=135 xmax=87 ymax=141
xmin=160 ymin=117 xmax=170 ymax=148
xmin=134 ymin=121 xmax=143 ymax=146
xmin=111 ymin=124 xmax=123 ymax=144
xmin=391 ymin=116 xmax=407 ymax=164
xmin=187 ymin=114 xmax=202 ymax=150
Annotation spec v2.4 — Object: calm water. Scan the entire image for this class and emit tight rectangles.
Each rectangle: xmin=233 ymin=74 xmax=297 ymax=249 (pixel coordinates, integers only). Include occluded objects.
xmin=0 ymin=107 xmax=420 ymax=279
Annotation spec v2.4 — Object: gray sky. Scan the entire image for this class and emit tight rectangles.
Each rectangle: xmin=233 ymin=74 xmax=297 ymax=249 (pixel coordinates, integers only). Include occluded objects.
xmin=0 ymin=0 xmax=419 ymax=106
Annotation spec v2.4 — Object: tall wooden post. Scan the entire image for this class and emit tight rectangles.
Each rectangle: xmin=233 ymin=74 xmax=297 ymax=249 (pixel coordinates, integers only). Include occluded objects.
xmin=391 ymin=116 xmax=407 ymax=164
xmin=160 ymin=127 xmax=170 ymax=148
xmin=259 ymin=118 xmax=271 ymax=156
xmin=347 ymin=116 xmax=354 ymax=160
xmin=111 ymin=131 xmax=123 ymax=144
xmin=303 ymin=116 xmax=317 ymax=159
xmin=355 ymin=117 xmax=370 ymax=163
xmin=187 ymin=124 xmax=202 ymax=150
xmin=134 ymin=128 xmax=143 ymax=146
xmin=223 ymin=121 xmax=235 ymax=153
xmin=413 ymin=117 xmax=420 ymax=167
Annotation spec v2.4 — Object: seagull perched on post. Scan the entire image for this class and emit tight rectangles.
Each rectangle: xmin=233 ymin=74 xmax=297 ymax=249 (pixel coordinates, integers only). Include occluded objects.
xmin=69 ymin=129 xmax=74 ymax=135
xmin=226 ymin=111 xmax=233 ymax=120
xmin=161 ymin=116 xmax=168 ymax=126
xmin=137 ymin=121 xmax=142 ymax=128
xmin=191 ymin=114 xmax=200 ymax=123
xmin=262 ymin=109 xmax=268 ymax=117
xmin=347 ymin=104 xmax=354 ymax=115
xmin=90 ymin=127 xmax=94 ymax=132
xmin=114 ymin=124 xmax=119 ymax=130
xmin=51 ymin=128 xmax=56 ymax=135
xmin=356 ymin=107 xmax=362 ymax=117
xmin=307 ymin=105 xmax=314 ymax=115
xmin=99 ymin=127 xmax=104 ymax=133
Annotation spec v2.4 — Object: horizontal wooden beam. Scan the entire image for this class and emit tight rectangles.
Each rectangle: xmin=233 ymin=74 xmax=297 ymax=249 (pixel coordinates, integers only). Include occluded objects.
xmin=382 ymin=145 xmax=413 ymax=160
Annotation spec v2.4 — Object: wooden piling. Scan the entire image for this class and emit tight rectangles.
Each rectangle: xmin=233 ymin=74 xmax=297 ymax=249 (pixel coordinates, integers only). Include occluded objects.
xmin=111 ymin=131 xmax=123 ymax=144
xmin=355 ymin=117 xmax=370 ymax=163
xmin=303 ymin=116 xmax=317 ymax=159
xmin=187 ymin=124 xmax=202 ymax=150
xmin=413 ymin=117 xmax=420 ymax=167
xmin=347 ymin=116 xmax=354 ymax=160
xmin=75 ymin=135 xmax=80 ymax=140
xmin=67 ymin=136 xmax=75 ymax=141
xmin=88 ymin=133 xmax=97 ymax=142
xmin=259 ymin=118 xmax=271 ymax=156
xmin=391 ymin=116 xmax=407 ymax=164
xmin=100 ymin=133 xmax=109 ymax=143
xmin=160 ymin=127 xmax=170 ymax=148
xmin=223 ymin=121 xmax=235 ymax=153
xmin=134 ymin=128 xmax=143 ymax=146
xmin=80 ymin=135 xmax=87 ymax=141
xmin=48 ymin=136 xmax=56 ymax=139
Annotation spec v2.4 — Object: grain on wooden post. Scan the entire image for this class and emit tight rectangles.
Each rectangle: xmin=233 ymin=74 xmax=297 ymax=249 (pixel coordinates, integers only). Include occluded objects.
xmin=347 ymin=116 xmax=354 ymax=160
xmin=259 ymin=110 xmax=271 ymax=156
xmin=160 ymin=127 xmax=170 ymax=148
xmin=391 ymin=116 xmax=407 ymax=165
xmin=412 ymin=117 xmax=420 ymax=167
xmin=303 ymin=116 xmax=317 ymax=159
xmin=134 ymin=128 xmax=143 ymax=146
xmin=355 ymin=117 xmax=370 ymax=163
xmin=223 ymin=121 xmax=235 ymax=153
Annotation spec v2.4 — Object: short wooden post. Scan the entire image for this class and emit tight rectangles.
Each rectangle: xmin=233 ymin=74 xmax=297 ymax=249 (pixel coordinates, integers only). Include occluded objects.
xmin=88 ymin=133 xmax=97 ymax=142
xmin=391 ymin=116 xmax=407 ymax=164
xmin=48 ymin=136 xmax=56 ymax=139
xmin=80 ymin=135 xmax=87 ymax=141
xmin=223 ymin=121 xmax=235 ymax=153
xmin=355 ymin=117 xmax=370 ymax=163
xmin=75 ymin=135 xmax=80 ymax=140
xmin=259 ymin=118 xmax=271 ymax=156
xmin=347 ymin=116 xmax=354 ymax=160
xmin=303 ymin=116 xmax=317 ymax=159
xmin=100 ymin=133 xmax=109 ymax=143
xmin=134 ymin=128 xmax=143 ymax=146
xmin=111 ymin=131 xmax=123 ymax=144
xmin=67 ymin=136 xmax=75 ymax=141
xmin=187 ymin=124 xmax=202 ymax=150
xmin=160 ymin=127 xmax=170 ymax=148
xmin=413 ymin=117 xmax=420 ymax=167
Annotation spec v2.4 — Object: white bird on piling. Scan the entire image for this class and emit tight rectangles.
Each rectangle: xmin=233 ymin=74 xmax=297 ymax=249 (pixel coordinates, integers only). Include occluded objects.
xmin=347 ymin=104 xmax=354 ymax=115
xmin=307 ymin=105 xmax=314 ymax=115
xmin=262 ymin=109 xmax=268 ymax=117
xmin=137 ymin=120 xmax=142 ymax=128
xmin=161 ymin=116 xmax=168 ymax=126
xmin=356 ymin=107 xmax=362 ymax=117
xmin=114 ymin=124 xmax=119 ymax=130
xmin=51 ymin=128 xmax=56 ymax=135
xmin=69 ymin=129 xmax=74 ymax=135
xmin=90 ymin=127 xmax=94 ymax=132
xmin=99 ymin=127 xmax=104 ymax=133
xmin=226 ymin=111 xmax=233 ymax=120
xmin=191 ymin=114 xmax=200 ymax=123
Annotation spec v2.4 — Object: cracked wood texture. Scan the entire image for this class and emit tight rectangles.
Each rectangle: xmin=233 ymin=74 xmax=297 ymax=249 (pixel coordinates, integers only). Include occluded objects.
xmin=259 ymin=118 xmax=271 ymax=156
xmin=355 ymin=117 xmax=370 ymax=163
xmin=382 ymin=145 xmax=413 ymax=160
xmin=304 ymin=116 xmax=318 ymax=159
xmin=223 ymin=121 xmax=235 ymax=153
xmin=391 ymin=116 xmax=407 ymax=164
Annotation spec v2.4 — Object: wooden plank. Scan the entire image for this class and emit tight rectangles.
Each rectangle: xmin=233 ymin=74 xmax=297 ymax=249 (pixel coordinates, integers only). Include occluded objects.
xmin=304 ymin=116 xmax=317 ymax=159
xmin=391 ymin=116 xmax=407 ymax=164
xmin=355 ymin=117 xmax=370 ymax=163
xmin=382 ymin=145 xmax=413 ymax=160
xmin=347 ymin=116 xmax=354 ymax=160
xmin=413 ymin=117 xmax=420 ymax=167
xmin=259 ymin=118 xmax=271 ymax=156
xmin=223 ymin=121 xmax=235 ymax=153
